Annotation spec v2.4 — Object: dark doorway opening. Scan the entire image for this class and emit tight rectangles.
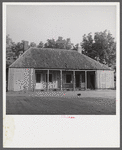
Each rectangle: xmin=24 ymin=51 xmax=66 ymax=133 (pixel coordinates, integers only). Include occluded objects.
xmin=75 ymin=74 xmax=80 ymax=88
xmin=87 ymin=71 xmax=95 ymax=89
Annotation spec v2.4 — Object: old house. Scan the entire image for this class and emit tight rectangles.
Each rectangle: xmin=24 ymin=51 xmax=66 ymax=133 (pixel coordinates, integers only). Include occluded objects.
xmin=8 ymin=47 xmax=114 ymax=91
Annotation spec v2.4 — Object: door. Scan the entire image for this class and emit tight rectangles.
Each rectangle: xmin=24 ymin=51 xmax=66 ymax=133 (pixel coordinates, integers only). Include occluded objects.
xmin=75 ymin=74 xmax=80 ymax=88
xmin=90 ymin=74 xmax=95 ymax=89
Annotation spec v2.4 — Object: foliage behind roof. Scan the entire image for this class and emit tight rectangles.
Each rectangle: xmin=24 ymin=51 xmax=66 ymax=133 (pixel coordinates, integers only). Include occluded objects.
xmin=10 ymin=47 xmax=111 ymax=70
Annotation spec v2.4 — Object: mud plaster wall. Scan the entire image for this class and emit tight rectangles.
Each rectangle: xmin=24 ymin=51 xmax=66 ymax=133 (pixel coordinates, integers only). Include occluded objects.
xmin=8 ymin=68 xmax=34 ymax=91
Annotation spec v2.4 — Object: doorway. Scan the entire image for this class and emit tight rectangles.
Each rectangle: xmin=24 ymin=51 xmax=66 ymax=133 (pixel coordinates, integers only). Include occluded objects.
xmin=75 ymin=74 xmax=80 ymax=88
xmin=87 ymin=71 xmax=95 ymax=89
xmin=35 ymin=73 xmax=43 ymax=89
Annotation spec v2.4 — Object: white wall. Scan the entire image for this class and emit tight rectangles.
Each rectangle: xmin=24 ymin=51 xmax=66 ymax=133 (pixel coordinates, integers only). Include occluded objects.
xmin=96 ymin=70 xmax=114 ymax=89
xmin=8 ymin=68 xmax=14 ymax=91
xmin=8 ymin=68 xmax=34 ymax=91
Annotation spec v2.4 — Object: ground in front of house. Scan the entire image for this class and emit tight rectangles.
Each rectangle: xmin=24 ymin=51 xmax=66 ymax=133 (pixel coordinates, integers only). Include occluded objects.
xmin=6 ymin=90 xmax=116 ymax=115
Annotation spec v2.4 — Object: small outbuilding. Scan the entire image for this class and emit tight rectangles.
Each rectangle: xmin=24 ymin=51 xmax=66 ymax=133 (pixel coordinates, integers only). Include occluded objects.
xmin=8 ymin=47 xmax=114 ymax=91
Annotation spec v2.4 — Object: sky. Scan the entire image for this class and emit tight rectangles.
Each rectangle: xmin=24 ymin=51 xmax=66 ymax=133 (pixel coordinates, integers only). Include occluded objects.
xmin=6 ymin=4 xmax=116 ymax=45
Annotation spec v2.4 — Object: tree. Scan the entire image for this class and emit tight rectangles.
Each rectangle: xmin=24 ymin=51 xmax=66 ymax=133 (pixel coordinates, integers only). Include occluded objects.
xmin=44 ymin=39 xmax=56 ymax=48
xmin=30 ymin=42 xmax=37 ymax=47
xmin=6 ymin=35 xmax=17 ymax=68
xmin=6 ymin=35 xmax=30 ymax=68
xmin=55 ymin=37 xmax=66 ymax=49
xmin=37 ymin=41 xmax=44 ymax=48
xmin=44 ymin=37 xmax=73 ymax=50
xmin=72 ymin=43 xmax=79 ymax=51
xmin=81 ymin=30 xmax=116 ymax=67
xmin=13 ymin=42 xmax=24 ymax=57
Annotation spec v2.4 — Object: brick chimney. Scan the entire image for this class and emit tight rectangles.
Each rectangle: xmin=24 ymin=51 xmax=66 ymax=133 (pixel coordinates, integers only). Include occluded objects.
xmin=77 ymin=44 xmax=82 ymax=54
xmin=23 ymin=41 xmax=29 ymax=51
xmin=58 ymin=36 xmax=63 ymax=41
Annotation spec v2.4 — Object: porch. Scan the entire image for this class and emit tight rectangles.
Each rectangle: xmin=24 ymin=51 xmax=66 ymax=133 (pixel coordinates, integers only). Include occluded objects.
xmin=34 ymin=69 xmax=96 ymax=91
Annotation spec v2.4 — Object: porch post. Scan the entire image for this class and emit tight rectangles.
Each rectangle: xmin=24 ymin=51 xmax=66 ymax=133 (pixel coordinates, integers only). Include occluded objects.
xmin=95 ymin=71 xmax=96 ymax=89
xmin=60 ymin=70 xmax=62 ymax=91
xmin=33 ymin=69 xmax=36 ymax=92
xmin=95 ymin=71 xmax=97 ymax=89
xmin=73 ymin=70 xmax=75 ymax=91
xmin=85 ymin=71 xmax=87 ymax=90
xmin=47 ymin=69 xmax=49 ymax=91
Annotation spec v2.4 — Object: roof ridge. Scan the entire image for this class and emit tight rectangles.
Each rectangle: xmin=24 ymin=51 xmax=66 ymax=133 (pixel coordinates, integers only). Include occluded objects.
xmin=35 ymin=47 xmax=77 ymax=52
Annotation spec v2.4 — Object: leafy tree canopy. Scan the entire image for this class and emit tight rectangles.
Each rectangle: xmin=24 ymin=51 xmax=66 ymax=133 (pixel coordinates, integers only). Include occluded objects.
xmin=44 ymin=38 xmax=56 ymax=48
xmin=30 ymin=42 xmax=36 ymax=47
xmin=37 ymin=41 xmax=44 ymax=48
xmin=44 ymin=37 xmax=73 ymax=50
xmin=72 ymin=43 xmax=79 ymax=51
xmin=81 ymin=30 xmax=116 ymax=67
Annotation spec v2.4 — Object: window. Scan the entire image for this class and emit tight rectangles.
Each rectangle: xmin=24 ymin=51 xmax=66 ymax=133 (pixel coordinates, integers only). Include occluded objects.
xmin=46 ymin=74 xmax=52 ymax=82
xmin=36 ymin=74 xmax=41 ymax=83
xmin=66 ymin=74 xmax=72 ymax=83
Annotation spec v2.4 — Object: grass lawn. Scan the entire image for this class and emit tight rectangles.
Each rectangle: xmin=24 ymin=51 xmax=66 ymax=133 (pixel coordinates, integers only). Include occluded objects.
xmin=6 ymin=96 xmax=116 ymax=115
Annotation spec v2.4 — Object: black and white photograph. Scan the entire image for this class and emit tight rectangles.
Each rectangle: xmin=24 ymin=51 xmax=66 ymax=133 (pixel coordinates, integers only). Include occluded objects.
xmin=3 ymin=2 xmax=120 ymax=148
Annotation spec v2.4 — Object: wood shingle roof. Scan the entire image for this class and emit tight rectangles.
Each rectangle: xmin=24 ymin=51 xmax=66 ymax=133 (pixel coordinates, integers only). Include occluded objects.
xmin=10 ymin=47 xmax=111 ymax=70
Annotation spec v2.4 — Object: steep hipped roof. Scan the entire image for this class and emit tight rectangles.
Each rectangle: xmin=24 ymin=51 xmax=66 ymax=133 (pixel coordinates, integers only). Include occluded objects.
xmin=10 ymin=47 xmax=110 ymax=70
